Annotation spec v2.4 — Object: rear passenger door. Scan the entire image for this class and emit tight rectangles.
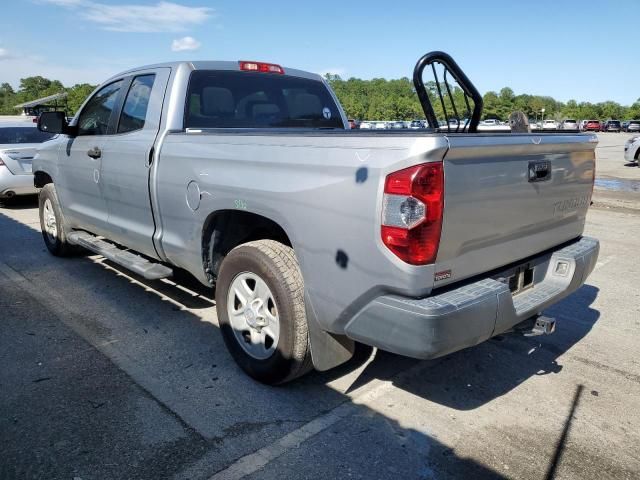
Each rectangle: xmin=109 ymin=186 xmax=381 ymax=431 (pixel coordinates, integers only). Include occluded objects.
xmin=99 ymin=68 xmax=170 ymax=258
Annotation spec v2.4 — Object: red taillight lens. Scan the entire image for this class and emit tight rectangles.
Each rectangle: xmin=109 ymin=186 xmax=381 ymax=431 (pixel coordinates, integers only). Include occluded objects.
xmin=381 ymin=162 xmax=444 ymax=265
xmin=239 ymin=61 xmax=284 ymax=74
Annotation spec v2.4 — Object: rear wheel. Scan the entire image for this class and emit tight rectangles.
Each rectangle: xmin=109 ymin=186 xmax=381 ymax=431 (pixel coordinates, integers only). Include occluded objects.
xmin=215 ymin=240 xmax=312 ymax=384
xmin=38 ymin=184 xmax=76 ymax=256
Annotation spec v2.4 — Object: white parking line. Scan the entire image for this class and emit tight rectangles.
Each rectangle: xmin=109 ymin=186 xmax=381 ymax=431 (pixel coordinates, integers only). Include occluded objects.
xmin=207 ymin=381 xmax=395 ymax=480
xmin=207 ymin=358 xmax=441 ymax=480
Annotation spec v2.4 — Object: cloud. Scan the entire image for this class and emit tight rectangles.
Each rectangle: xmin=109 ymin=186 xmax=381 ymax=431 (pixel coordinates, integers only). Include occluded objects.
xmin=171 ymin=36 xmax=201 ymax=52
xmin=0 ymin=47 xmax=11 ymax=59
xmin=41 ymin=0 xmax=213 ymax=33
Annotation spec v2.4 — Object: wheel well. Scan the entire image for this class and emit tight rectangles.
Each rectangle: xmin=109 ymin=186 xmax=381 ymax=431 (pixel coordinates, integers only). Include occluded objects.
xmin=34 ymin=171 xmax=53 ymax=188
xmin=635 ymin=147 xmax=640 ymax=161
xmin=202 ymin=210 xmax=292 ymax=283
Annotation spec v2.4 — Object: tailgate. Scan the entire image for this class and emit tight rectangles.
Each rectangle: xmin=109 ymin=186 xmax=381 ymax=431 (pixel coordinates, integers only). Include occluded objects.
xmin=0 ymin=146 xmax=37 ymax=175
xmin=435 ymin=133 xmax=597 ymax=286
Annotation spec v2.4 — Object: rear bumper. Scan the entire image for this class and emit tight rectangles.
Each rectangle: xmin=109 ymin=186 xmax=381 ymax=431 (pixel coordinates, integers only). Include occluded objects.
xmin=0 ymin=167 xmax=37 ymax=197
xmin=344 ymin=236 xmax=599 ymax=359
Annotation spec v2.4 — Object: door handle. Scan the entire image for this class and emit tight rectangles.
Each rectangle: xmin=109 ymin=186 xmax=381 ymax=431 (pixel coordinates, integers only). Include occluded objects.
xmin=87 ymin=147 xmax=102 ymax=159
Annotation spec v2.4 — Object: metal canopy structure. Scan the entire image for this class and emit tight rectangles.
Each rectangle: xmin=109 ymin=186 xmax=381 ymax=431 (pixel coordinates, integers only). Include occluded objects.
xmin=14 ymin=92 xmax=68 ymax=116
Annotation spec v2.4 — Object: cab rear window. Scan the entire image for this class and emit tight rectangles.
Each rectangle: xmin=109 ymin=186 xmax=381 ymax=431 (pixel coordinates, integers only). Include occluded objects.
xmin=185 ymin=70 xmax=343 ymax=129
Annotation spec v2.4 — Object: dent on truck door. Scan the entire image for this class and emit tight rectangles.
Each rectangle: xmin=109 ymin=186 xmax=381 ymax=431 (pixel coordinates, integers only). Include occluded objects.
xmin=99 ymin=68 xmax=170 ymax=259
xmin=57 ymin=79 xmax=123 ymax=233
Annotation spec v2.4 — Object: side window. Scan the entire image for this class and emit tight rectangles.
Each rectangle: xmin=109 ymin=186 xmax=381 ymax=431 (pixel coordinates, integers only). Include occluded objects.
xmin=118 ymin=74 xmax=155 ymax=134
xmin=77 ymin=80 xmax=123 ymax=136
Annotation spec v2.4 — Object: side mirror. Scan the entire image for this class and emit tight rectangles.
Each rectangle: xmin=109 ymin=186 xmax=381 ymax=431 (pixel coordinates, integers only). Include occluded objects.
xmin=37 ymin=111 xmax=70 ymax=135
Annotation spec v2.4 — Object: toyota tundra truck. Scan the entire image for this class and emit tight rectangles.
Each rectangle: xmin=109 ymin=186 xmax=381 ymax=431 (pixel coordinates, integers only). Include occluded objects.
xmin=33 ymin=52 xmax=599 ymax=384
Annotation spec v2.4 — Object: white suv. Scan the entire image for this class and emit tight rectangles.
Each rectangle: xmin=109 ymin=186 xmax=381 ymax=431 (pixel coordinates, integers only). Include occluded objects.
xmin=624 ymin=136 xmax=640 ymax=164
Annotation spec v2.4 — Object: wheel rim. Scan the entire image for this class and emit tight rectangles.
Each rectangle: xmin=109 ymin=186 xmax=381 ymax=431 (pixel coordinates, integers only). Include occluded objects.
xmin=43 ymin=198 xmax=58 ymax=242
xmin=227 ymin=271 xmax=280 ymax=360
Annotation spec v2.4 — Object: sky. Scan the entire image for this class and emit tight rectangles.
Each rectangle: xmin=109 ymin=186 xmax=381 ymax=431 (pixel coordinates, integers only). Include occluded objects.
xmin=0 ymin=0 xmax=636 ymax=105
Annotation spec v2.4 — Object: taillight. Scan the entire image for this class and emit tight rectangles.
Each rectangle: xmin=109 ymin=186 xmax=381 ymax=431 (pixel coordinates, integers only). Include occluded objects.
xmin=381 ymin=162 xmax=444 ymax=265
xmin=239 ymin=61 xmax=284 ymax=74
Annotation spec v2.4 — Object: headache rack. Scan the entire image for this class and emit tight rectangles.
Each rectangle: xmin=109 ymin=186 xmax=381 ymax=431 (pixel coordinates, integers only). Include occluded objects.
xmin=412 ymin=51 xmax=580 ymax=134
xmin=413 ymin=51 xmax=482 ymax=133
xmin=413 ymin=51 xmax=484 ymax=133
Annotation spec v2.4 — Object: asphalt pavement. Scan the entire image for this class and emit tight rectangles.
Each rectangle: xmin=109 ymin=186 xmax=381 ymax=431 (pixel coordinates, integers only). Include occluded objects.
xmin=1 ymin=133 xmax=639 ymax=479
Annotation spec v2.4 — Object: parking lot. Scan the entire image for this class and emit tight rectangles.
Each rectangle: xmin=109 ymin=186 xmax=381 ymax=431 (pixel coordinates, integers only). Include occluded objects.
xmin=1 ymin=133 xmax=639 ymax=480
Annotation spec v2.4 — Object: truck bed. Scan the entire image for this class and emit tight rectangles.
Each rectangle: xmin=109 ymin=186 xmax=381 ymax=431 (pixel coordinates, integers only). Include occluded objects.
xmin=155 ymin=129 xmax=597 ymax=334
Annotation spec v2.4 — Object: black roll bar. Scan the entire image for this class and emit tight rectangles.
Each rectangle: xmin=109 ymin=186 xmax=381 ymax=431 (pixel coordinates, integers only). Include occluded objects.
xmin=413 ymin=51 xmax=484 ymax=133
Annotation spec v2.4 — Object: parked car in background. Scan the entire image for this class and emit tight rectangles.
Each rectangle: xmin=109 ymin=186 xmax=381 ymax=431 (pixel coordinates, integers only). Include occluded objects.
xmin=560 ymin=119 xmax=578 ymax=130
xmin=625 ymin=120 xmax=640 ymax=133
xmin=604 ymin=120 xmax=621 ymax=132
xmin=542 ymin=119 xmax=559 ymax=130
xmin=624 ymin=135 xmax=640 ymax=164
xmin=0 ymin=122 xmax=55 ymax=200
xmin=359 ymin=121 xmax=373 ymax=129
xmin=409 ymin=120 xmax=424 ymax=129
xmin=584 ymin=120 xmax=601 ymax=132
xmin=348 ymin=119 xmax=359 ymax=129
xmin=389 ymin=121 xmax=406 ymax=129
xmin=374 ymin=121 xmax=387 ymax=130
xmin=481 ymin=119 xmax=499 ymax=126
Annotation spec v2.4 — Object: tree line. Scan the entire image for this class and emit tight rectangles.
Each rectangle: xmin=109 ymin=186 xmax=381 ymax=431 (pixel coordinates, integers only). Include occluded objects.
xmin=1 ymin=74 xmax=639 ymax=122
xmin=0 ymin=77 xmax=95 ymax=116
xmin=325 ymin=74 xmax=640 ymax=122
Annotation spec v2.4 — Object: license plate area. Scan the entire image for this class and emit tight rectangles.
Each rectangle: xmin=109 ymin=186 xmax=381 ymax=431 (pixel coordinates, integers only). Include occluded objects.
xmin=496 ymin=263 xmax=535 ymax=296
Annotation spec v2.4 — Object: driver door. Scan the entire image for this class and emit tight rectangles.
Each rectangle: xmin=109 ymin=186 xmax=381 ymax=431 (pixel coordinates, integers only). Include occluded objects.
xmin=56 ymin=79 xmax=124 ymax=236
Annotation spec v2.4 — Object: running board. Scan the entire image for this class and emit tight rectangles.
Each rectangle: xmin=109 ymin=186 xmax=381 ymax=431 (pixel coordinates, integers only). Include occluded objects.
xmin=67 ymin=231 xmax=173 ymax=280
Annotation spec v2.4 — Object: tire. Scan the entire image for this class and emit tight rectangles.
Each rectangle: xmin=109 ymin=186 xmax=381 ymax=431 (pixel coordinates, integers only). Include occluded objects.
xmin=38 ymin=184 xmax=76 ymax=256
xmin=215 ymin=239 xmax=312 ymax=384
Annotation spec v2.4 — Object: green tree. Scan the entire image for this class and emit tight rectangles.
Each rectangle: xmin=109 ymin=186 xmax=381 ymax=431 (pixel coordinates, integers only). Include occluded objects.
xmin=66 ymin=83 xmax=96 ymax=114
xmin=0 ymin=83 xmax=17 ymax=114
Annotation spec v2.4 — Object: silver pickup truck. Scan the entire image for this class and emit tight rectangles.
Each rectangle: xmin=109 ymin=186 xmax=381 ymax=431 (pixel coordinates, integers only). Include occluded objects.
xmin=33 ymin=53 xmax=599 ymax=384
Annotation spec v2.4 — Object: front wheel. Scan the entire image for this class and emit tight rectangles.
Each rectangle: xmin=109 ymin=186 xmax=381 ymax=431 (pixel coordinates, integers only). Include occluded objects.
xmin=38 ymin=184 xmax=76 ymax=256
xmin=215 ymin=240 xmax=312 ymax=384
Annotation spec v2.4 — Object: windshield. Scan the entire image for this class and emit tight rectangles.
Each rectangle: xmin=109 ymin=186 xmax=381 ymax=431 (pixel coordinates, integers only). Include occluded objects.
xmin=0 ymin=127 xmax=55 ymax=144
xmin=609 ymin=121 xmax=620 ymax=126
xmin=185 ymin=71 xmax=344 ymax=129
